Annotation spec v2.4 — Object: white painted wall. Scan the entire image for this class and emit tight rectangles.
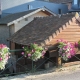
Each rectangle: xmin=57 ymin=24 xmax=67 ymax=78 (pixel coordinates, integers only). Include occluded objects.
xmin=14 ymin=11 xmax=48 ymax=32
xmin=10 ymin=24 xmax=15 ymax=35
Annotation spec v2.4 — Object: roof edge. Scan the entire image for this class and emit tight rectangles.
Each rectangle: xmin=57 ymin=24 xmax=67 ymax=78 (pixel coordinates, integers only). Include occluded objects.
xmin=7 ymin=8 xmax=56 ymax=26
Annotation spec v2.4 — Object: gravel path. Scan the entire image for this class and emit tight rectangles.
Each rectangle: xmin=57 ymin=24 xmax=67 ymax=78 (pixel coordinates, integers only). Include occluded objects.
xmin=1 ymin=65 xmax=80 ymax=80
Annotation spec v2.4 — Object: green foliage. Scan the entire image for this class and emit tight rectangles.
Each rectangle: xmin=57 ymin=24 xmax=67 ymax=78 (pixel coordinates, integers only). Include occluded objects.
xmin=78 ymin=40 xmax=80 ymax=45
xmin=0 ymin=44 xmax=11 ymax=70
xmin=22 ymin=43 xmax=47 ymax=61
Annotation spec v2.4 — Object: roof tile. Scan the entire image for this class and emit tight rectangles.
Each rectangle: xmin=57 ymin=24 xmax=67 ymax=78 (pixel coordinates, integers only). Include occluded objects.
xmin=0 ymin=9 xmax=38 ymax=24
xmin=8 ymin=13 xmax=75 ymax=46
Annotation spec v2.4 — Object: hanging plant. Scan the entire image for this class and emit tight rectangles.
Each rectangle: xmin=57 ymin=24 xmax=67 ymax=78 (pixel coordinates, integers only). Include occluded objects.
xmin=57 ymin=39 xmax=76 ymax=61
xmin=21 ymin=43 xmax=47 ymax=61
xmin=75 ymin=41 xmax=80 ymax=49
xmin=0 ymin=44 xmax=11 ymax=70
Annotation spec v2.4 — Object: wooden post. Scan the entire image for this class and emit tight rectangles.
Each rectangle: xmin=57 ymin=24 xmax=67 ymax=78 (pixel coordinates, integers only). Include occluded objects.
xmin=56 ymin=56 xmax=62 ymax=67
xmin=10 ymin=42 xmax=15 ymax=55
xmin=8 ymin=42 xmax=17 ymax=73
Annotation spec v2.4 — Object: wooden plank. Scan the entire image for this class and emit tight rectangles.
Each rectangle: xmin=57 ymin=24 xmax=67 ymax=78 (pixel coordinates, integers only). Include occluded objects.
xmin=55 ymin=34 xmax=80 ymax=38
xmin=76 ymin=50 xmax=80 ymax=54
xmin=70 ymin=22 xmax=79 ymax=26
xmin=63 ymin=29 xmax=80 ymax=32
xmin=49 ymin=52 xmax=58 ymax=57
xmin=46 ymin=41 xmax=58 ymax=46
xmin=54 ymin=38 xmax=80 ymax=41
xmin=47 ymin=39 xmax=76 ymax=46
xmin=49 ymin=38 xmax=78 ymax=42
xmin=60 ymin=32 xmax=80 ymax=35
xmin=56 ymin=57 xmax=62 ymax=66
xmin=67 ymin=25 xmax=80 ymax=28
xmin=62 ymin=61 xmax=80 ymax=67
xmin=66 ymin=26 xmax=80 ymax=28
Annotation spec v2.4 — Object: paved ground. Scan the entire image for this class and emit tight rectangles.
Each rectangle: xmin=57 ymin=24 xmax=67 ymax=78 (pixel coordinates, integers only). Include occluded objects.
xmin=26 ymin=70 xmax=80 ymax=80
xmin=1 ymin=65 xmax=80 ymax=80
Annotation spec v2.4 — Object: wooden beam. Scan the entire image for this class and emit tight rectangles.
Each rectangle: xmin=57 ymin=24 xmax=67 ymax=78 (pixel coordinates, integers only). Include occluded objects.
xmin=49 ymin=36 xmax=53 ymax=41
xmin=59 ymin=27 xmax=63 ymax=32
xmin=41 ymin=42 xmax=45 ymax=46
xmin=65 ymin=22 xmax=69 ymax=27
xmin=56 ymin=57 xmax=62 ymax=67
xmin=10 ymin=42 xmax=15 ymax=55
xmin=60 ymin=32 xmax=80 ymax=35
xmin=72 ymin=17 xmax=76 ymax=22
xmin=45 ymin=39 xmax=49 ymax=44
xmin=56 ymin=30 xmax=59 ymax=35
xmin=52 ymin=33 xmax=56 ymax=38
xmin=62 ymin=61 xmax=80 ymax=67
xmin=68 ymin=20 xmax=72 ymax=25
xmin=62 ymin=25 xmax=66 ymax=30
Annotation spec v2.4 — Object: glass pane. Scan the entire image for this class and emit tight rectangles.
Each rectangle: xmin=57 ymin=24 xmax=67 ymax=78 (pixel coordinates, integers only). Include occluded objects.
xmin=74 ymin=0 xmax=78 ymax=4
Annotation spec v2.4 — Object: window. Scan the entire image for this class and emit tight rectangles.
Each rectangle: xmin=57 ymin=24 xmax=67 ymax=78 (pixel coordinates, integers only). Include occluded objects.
xmin=58 ymin=9 xmax=62 ymax=14
xmin=74 ymin=0 xmax=78 ymax=4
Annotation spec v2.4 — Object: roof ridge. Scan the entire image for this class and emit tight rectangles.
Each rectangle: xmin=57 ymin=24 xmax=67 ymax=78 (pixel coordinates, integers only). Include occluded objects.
xmin=34 ymin=13 xmax=75 ymax=20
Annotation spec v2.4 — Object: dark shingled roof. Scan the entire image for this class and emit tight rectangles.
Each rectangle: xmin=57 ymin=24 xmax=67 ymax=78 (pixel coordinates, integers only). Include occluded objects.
xmin=8 ymin=13 xmax=75 ymax=46
xmin=42 ymin=0 xmax=72 ymax=3
xmin=0 ymin=9 xmax=38 ymax=24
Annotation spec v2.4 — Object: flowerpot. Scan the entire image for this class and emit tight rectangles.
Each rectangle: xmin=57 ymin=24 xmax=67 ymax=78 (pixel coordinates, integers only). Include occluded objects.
xmin=44 ymin=63 xmax=49 ymax=69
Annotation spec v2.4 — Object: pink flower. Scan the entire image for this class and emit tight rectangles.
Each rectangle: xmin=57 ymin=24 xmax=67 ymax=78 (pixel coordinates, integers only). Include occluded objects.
xmin=28 ymin=54 xmax=31 ymax=57
xmin=6 ymin=56 xmax=9 ymax=60
xmin=21 ymin=52 xmax=24 ymax=55
xmin=44 ymin=47 xmax=48 ymax=50
xmin=0 ymin=44 xmax=6 ymax=49
xmin=64 ymin=41 xmax=68 ymax=44
xmin=57 ymin=39 xmax=63 ymax=42
xmin=62 ymin=53 xmax=65 ymax=56
xmin=0 ymin=57 xmax=2 ymax=61
xmin=63 ymin=47 xmax=67 ymax=50
xmin=42 ymin=51 xmax=46 ymax=56
xmin=68 ymin=56 xmax=71 ymax=59
xmin=32 ymin=49 xmax=35 ymax=52
xmin=74 ymin=42 xmax=78 ymax=48
xmin=58 ymin=39 xmax=76 ymax=61
xmin=22 ymin=46 xmax=24 ymax=48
